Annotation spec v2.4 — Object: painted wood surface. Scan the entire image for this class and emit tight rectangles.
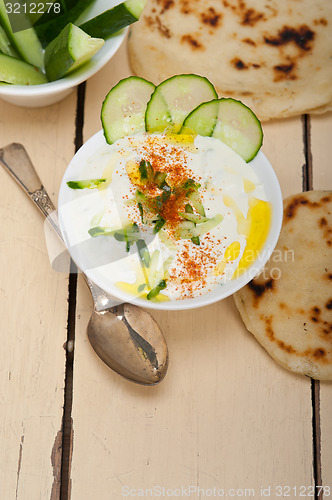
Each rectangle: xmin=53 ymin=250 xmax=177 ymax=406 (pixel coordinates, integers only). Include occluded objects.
xmin=0 ymin=36 xmax=331 ymax=500
xmin=0 ymin=96 xmax=77 ymax=499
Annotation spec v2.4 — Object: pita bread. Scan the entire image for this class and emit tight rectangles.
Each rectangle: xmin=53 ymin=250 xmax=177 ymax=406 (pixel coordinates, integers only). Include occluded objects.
xmin=233 ymin=191 xmax=332 ymax=380
xmin=128 ymin=0 xmax=332 ymax=121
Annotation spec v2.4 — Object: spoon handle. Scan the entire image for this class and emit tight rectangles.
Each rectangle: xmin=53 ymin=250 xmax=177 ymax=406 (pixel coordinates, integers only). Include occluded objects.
xmin=0 ymin=143 xmax=121 ymax=311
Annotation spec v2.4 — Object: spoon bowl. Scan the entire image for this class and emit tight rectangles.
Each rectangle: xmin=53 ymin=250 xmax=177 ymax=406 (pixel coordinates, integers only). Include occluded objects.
xmin=88 ymin=303 xmax=168 ymax=384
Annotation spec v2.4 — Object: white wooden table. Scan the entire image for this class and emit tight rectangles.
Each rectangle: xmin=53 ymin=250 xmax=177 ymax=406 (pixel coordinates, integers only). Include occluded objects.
xmin=0 ymin=36 xmax=331 ymax=500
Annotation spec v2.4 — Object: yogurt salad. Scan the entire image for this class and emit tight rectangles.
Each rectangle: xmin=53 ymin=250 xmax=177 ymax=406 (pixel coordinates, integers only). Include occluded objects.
xmin=61 ymin=132 xmax=272 ymax=302
xmin=59 ymin=74 xmax=282 ymax=306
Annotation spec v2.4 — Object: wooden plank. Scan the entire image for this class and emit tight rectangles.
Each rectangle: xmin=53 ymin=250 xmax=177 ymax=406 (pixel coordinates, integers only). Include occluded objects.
xmin=0 ymin=94 xmax=77 ymax=499
xmin=310 ymin=111 xmax=332 ymax=496
xmin=70 ymin=41 xmax=314 ymax=499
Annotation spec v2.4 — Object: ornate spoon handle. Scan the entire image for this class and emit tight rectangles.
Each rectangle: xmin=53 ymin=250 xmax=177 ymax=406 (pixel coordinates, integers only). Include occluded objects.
xmin=0 ymin=143 xmax=120 ymax=311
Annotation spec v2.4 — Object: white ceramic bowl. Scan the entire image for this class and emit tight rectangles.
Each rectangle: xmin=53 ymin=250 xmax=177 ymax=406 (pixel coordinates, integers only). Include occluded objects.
xmin=58 ymin=130 xmax=283 ymax=311
xmin=0 ymin=0 xmax=126 ymax=107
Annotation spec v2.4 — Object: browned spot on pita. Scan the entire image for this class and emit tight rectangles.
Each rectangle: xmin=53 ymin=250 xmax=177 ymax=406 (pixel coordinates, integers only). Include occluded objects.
xmin=158 ymin=0 xmax=174 ymax=14
xmin=313 ymin=348 xmax=326 ymax=358
xmin=273 ymin=62 xmax=297 ymax=81
xmin=179 ymin=0 xmax=191 ymax=14
xmin=248 ymin=277 xmax=275 ymax=307
xmin=314 ymin=18 xmax=328 ymax=26
xmin=264 ymin=25 xmax=315 ymax=51
xmin=265 ymin=316 xmax=295 ymax=353
xmin=200 ymin=7 xmax=222 ymax=27
xmin=321 ymin=193 xmax=332 ymax=203
xmin=284 ymin=195 xmax=321 ymax=222
xmin=266 ymin=317 xmax=330 ymax=360
xmin=309 ymin=306 xmax=332 ymax=335
xmin=241 ymin=8 xmax=265 ymax=26
xmin=318 ymin=216 xmax=332 ymax=246
xmin=181 ymin=34 xmax=204 ymax=49
xmin=279 ymin=341 xmax=296 ymax=354
xmin=242 ymin=37 xmax=256 ymax=46
xmin=266 ymin=316 xmax=330 ymax=360
xmin=231 ymin=58 xmax=261 ymax=70
xmin=279 ymin=302 xmax=293 ymax=314
xmin=301 ymin=347 xmax=331 ymax=364
xmin=265 ymin=315 xmax=274 ymax=339
xmin=232 ymin=58 xmax=248 ymax=69
xmin=321 ymin=323 xmax=332 ymax=335
xmin=145 ymin=15 xmax=172 ymax=38
xmin=221 ymin=0 xmax=266 ymax=26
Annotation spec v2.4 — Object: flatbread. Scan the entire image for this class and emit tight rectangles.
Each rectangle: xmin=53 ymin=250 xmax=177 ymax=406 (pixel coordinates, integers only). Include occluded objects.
xmin=233 ymin=191 xmax=332 ymax=380
xmin=128 ymin=0 xmax=332 ymax=121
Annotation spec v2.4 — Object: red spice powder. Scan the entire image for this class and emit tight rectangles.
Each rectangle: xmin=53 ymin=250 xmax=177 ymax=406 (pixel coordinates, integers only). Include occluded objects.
xmin=125 ymin=135 xmax=223 ymax=298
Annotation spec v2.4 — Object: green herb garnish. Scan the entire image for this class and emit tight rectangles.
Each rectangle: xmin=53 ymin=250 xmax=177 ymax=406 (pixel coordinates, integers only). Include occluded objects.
xmin=191 ymin=236 xmax=200 ymax=245
xmin=153 ymin=216 xmax=166 ymax=234
xmin=88 ymin=226 xmax=115 ymax=237
xmin=136 ymin=239 xmax=151 ymax=267
xmin=147 ymin=279 xmax=167 ymax=300
xmin=67 ymin=178 xmax=106 ymax=189
xmin=113 ymin=223 xmax=140 ymax=252
xmin=137 ymin=201 xmax=144 ymax=223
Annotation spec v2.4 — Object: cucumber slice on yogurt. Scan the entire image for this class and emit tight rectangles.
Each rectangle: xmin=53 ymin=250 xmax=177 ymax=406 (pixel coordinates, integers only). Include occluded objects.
xmin=44 ymin=23 xmax=104 ymax=81
xmin=145 ymin=74 xmax=217 ymax=133
xmin=101 ymin=76 xmax=155 ymax=144
xmin=180 ymin=99 xmax=219 ymax=137
xmin=182 ymin=98 xmax=263 ymax=162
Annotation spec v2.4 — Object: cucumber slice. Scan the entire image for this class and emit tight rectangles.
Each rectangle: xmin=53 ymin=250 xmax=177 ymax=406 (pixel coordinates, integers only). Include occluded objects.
xmin=34 ymin=0 xmax=95 ymax=47
xmin=182 ymin=98 xmax=263 ymax=162
xmin=212 ymin=98 xmax=263 ymax=162
xmin=101 ymin=76 xmax=155 ymax=144
xmin=79 ymin=0 xmax=147 ymax=39
xmin=44 ymin=23 xmax=104 ymax=81
xmin=145 ymin=74 xmax=217 ymax=134
xmin=180 ymin=99 xmax=219 ymax=136
xmin=0 ymin=24 xmax=17 ymax=57
xmin=0 ymin=53 xmax=48 ymax=85
xmin=0 ymin=0 xmax=44 ymax=68
xmin=33 ymin=0 xmax=79 ymax=27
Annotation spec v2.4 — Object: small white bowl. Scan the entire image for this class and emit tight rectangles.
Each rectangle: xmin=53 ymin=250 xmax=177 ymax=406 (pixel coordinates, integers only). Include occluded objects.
xmin=58 ymin=130 xmax=283 ymax=311
xmin=0 ymin=0 xmax=126 ymax=107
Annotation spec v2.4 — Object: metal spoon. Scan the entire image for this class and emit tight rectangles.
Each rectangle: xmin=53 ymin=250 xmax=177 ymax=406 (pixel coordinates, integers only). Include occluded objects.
xmin=0 ymin=143 xmax=168 ymax=385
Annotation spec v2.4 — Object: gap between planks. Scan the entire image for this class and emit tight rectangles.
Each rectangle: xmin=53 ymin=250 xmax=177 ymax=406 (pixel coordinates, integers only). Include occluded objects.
xmin=302 ymin=114 xmax=323 ymax=500
xmin=59 ymin=82 xmax=86 ymax=500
